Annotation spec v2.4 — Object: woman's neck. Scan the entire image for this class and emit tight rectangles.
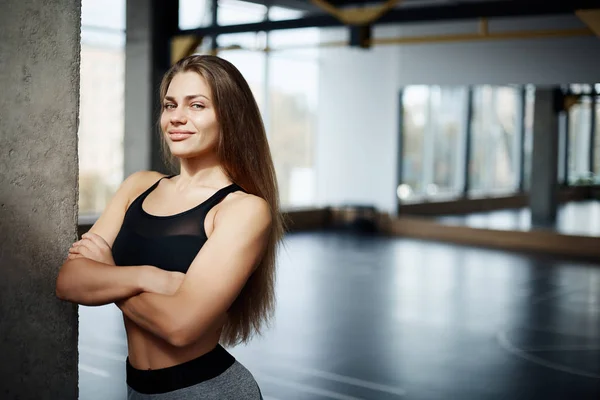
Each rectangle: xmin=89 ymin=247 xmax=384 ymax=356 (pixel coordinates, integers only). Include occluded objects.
xmin=175 ymin=155 xmax=231 ymax=189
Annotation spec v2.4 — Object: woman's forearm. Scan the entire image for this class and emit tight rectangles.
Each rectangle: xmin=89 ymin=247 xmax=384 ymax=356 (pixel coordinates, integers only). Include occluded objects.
xmin=56 ymin=258 xmax=152 ymax=306
xmin=117 ymin=293 xmax=178 ymax=344
xmin=117 ymin=290 xmax=223 ymax=348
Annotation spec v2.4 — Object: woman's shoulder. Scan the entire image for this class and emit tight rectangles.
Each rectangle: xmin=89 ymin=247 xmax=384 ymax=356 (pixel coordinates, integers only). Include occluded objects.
xmin=125 ymin=170 xmax=167 ymax=187
xmin=219 ymin=190 xmax=272 ymax=225
xmin=120 ymin=170 xmax=169 ymax=202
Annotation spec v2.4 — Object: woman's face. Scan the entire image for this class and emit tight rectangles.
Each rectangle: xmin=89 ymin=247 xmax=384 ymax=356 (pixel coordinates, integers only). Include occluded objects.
xmin=160 ymin=71 xmax=219 ymax=159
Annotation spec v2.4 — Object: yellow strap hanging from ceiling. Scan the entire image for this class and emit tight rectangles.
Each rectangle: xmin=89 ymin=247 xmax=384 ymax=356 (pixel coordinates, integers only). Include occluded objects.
xmin=575 ymin=8 xmax=600 ymax=37
xmin=171 ymin=35 xmax=204 ymax=65
xmin=310 ymin=0 xmax=403 ymax=25
xmin=564 ymin=94 xmax=580 ymax=112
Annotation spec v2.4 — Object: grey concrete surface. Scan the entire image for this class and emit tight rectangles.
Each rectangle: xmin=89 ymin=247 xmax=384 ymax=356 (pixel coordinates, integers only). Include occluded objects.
xmin=529 ymin=87 xmax=560 ymax=227
xmin=0 ymin=1 xmax=81 ymax=398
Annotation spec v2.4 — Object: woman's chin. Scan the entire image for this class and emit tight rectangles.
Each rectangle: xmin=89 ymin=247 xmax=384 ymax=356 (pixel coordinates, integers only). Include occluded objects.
xmin=168 ymin=147 xmax=213 ymax=160
xmin=169 ymin=151 xmax=197 ymax=159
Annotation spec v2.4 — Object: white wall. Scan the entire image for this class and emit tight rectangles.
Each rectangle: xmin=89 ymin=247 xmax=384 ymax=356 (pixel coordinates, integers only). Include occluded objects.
xmin=316 ymin=38 xmax=400 ymax=213
xmin=395 ymin=16 xmax=600 ymax=85
xmin=315 ymin=15 xmax=600 ymax=213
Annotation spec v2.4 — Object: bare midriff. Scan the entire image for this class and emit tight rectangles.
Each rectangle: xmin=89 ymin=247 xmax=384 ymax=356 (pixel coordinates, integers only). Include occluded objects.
xmin=124 ymin=316 xmax=224 ymax=370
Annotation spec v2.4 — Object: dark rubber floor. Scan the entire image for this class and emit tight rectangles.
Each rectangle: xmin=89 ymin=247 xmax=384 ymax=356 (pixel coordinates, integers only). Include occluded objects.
xmin=78 ymin=231 xmax=600 ymax=400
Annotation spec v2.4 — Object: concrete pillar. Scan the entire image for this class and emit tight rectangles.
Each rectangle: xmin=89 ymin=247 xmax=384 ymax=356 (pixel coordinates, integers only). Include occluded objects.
xmin=0 ymin=1 xmax=81 ymax=399
xmin=125 ymin=0 xmax=179 ymax=176
xmin=529 ymin=87 xmax=560 ymax=227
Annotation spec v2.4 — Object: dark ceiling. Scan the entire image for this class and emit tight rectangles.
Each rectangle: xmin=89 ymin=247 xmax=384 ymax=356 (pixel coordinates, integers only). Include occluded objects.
xmin=185 ymin=0 xmax=599 ymax=35
xmin=244 ymin=0 xmax=598 ymax=14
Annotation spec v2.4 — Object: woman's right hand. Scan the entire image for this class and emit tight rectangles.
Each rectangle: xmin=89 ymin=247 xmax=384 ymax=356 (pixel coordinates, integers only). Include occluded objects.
xmin=68 ymin=232 xmax=115 ymax=265
xmin=143 ymin=267 xmax=185 ymax=296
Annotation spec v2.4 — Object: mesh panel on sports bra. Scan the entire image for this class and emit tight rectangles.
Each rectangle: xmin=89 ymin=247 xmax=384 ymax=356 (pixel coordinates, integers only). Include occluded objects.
xmin=130 ymin=205 xmax=210 ymax=238
xmin=111 ymin=176 xmax=243 ymax=273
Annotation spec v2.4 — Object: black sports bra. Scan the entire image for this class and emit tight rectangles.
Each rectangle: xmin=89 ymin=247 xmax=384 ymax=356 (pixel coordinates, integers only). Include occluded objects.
xmin=111 ymin=175 xmax=244 ymax=273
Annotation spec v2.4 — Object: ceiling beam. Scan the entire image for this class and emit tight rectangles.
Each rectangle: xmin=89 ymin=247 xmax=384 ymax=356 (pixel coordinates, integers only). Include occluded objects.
xmin=310 ymin=0 xmax=403 ymax=25
xmin=179 ymin=0 xmax=600 ymax=36
xmin=241 ymin=0 xmax=320 ymax=12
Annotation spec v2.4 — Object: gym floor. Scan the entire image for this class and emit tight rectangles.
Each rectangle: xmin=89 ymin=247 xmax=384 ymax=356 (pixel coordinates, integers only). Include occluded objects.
xmin=78 ymin=231 xmax=600 ymax=400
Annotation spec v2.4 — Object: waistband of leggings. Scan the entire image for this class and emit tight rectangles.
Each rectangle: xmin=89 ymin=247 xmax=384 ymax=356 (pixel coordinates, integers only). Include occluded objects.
xmin=126 ymin=344 xmax=236 ymax=395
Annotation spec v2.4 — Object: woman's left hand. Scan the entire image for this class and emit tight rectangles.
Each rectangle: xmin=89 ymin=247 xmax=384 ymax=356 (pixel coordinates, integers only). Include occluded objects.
xmin=68 ymin=232 xmax=116 ymax=266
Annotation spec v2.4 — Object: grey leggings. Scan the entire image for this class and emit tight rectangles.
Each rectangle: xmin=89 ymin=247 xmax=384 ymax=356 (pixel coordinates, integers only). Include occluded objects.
xmin=126 ymin=345 xmax=263 ymax=399
xmin=127 ymin=361 xmax=263 ymax=399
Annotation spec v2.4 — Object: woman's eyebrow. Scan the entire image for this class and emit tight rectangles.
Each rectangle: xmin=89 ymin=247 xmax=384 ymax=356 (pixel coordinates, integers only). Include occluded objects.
xmin=164 ymin=94 xmax=211 ymax=101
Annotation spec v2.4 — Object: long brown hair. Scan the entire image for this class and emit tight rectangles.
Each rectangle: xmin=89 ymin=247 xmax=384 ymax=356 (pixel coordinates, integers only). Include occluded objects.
xmin=159 ymin=55 xmax=284 ymax=347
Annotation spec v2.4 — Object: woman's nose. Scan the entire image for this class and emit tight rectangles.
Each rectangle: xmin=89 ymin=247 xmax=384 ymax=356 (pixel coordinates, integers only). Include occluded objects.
xmin=170 ymin=107 xmax=187 ymax=124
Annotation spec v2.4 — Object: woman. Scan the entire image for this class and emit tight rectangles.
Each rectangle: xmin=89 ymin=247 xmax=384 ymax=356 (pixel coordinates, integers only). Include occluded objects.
xmin=56 ymin=54 xmax=284 ymax=399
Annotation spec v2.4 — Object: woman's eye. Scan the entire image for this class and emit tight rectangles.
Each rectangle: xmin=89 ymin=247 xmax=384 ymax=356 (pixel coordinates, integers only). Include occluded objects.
xmin=191 ymin=103 xmax=204 ymax=109
xmin=164 ymin=103 xmax=176 ymax=110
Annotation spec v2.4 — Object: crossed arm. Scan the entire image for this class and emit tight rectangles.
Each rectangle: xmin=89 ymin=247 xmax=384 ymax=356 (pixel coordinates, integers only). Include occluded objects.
xmin=57 ymin=181 xmax=272 ymax=347
xmin=115 ymin=196 xmax=272 ymax=346
xmin=56 ymin=171 xmax=172 ymax=306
